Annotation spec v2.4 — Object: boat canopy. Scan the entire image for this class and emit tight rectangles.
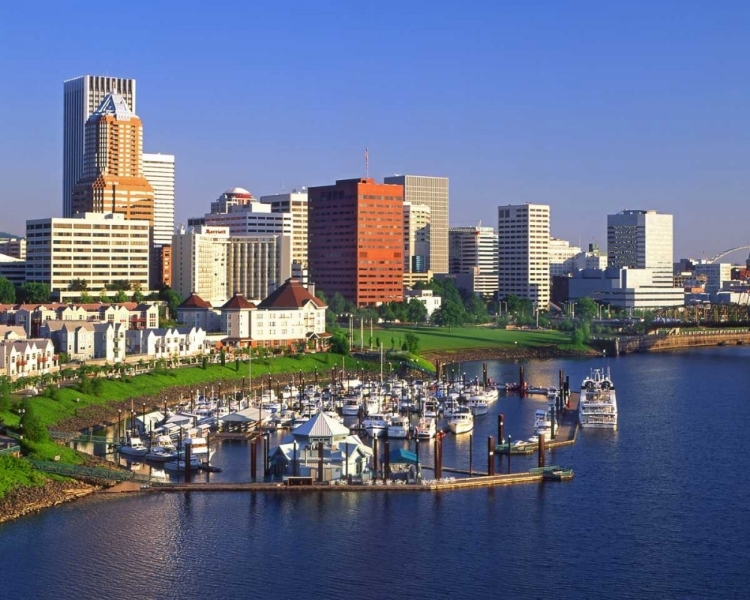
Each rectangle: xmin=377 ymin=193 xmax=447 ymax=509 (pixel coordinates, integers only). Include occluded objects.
xmin=386 ymin=448 xmax=419 ymax=465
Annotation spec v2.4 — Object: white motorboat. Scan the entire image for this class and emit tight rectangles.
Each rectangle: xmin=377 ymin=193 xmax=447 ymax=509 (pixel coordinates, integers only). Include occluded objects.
xmin=579 ymin=367 xmax=618 ymax=429
xmin=118 ymin=436 xmax=148 ymax=457
xmin=341 ymin=399 xmax=361 ymax=416
xmin=422 ymin=399 xmax=439 ymax=418
xmin=415 ymin=417 xmax=436 ymax=439
xmin=443 ymin=398 xmax=460 ymax=419
xmin=467 ymin=396 xmax=489 ymax=416
xmin=387 ymin=415 xmax=410 ymax=439
xmin=146 ymin=435 xmax=176 ymax=462
xmin=363 ymin=413 xmax=390 ymax=438
xmin=181 ymin=435 xmax=210 ymax=457
xmin=447 ymin=407 xmax=474 ymax=435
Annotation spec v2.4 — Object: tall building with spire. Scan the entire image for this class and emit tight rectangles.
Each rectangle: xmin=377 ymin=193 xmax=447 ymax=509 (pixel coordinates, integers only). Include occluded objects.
xmin=63 ymin=75 xmax=136 ymax=217
xmin=71 ymin=94 xmax=154 ymax=225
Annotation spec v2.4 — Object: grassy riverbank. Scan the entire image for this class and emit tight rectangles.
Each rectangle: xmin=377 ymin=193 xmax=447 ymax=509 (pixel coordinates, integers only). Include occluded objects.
xmin=0 ymin=353 xmax=374 ymax=431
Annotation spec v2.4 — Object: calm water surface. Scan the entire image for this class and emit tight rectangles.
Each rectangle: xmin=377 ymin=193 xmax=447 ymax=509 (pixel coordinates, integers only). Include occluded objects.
xmin=1 ymin=348 xmax=749 ymax=599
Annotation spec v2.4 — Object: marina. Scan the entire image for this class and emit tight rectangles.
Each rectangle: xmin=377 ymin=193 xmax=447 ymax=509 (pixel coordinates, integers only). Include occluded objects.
xmin=3 ymin=349 xmax=749 ymax=600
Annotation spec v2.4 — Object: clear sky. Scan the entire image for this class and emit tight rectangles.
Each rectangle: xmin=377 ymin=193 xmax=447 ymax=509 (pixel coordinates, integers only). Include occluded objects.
xmin=1 ymin=1 xmax=749 ymax=260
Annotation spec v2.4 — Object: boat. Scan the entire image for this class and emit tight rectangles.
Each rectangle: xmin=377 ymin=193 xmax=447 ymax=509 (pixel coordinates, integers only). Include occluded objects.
xmin=163 ymin=454 xmax=202 ymax=472
xmin=118 ymin=436 xmax=148 ymax=457
xmin=422 ymin=399 xmax=439 ymax=418
xmin=415 ymin=417 xmax=436 ymax=439
xmin=146 ymin=435 xmax=176 ymax=462
xmin=341 ymin=399 xmax=361 ymax=416
xmin=579 ymin=367 xmax=618 ymax=429
xmin=181 ymin=435 xmax=211 ymax=457
xmin=363 ymin=413 xmax=390 ymax=438
xmin=467 ymin=395 xmax=489 ymax=416
xmin=447 ymin=407 xmax=474 ymax=434
xmin=387 ymin=415 xmax=410 ymax=439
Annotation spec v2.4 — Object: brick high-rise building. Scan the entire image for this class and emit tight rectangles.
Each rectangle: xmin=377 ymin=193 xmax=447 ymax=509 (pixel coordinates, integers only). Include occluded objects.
xmin=308 ymin=178 xmax=404 ymax=307
xmin=63 ymin=75 xmax=136 ymax=218
xmin=71 ymin=94 xmax=154 ymax=225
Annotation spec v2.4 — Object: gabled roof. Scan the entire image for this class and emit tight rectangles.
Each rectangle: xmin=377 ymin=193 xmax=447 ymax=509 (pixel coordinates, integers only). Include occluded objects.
xmin=179 ymin=292 xmax=212 ymax=309
xmin=221 ymin=293 xmax=256 ymax=310
xmin=257 ymin=278 xmax=326 ymax=310
xmin=292 ymin=411 xmax=349 ymax=440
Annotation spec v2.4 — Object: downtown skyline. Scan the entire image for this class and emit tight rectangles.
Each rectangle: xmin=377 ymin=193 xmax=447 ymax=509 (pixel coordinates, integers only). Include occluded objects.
xmin=2 ymin=1 xmax=750 ymax=260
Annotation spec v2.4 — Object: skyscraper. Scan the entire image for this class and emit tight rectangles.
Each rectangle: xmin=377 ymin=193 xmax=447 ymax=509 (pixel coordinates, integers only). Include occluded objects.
xmin=143 ymin=153 xmax=175 ymax=246
xmin=449 ymin=225 xmax=499 ymax=296
xmin=63 ymin=75 xmax=136 ymax=217
xmin=498 ymin=203 xmax=550 ymax=307
xmin=403 ymin=202 xmax=431 ymax=287
xmin=308 ymin=178 xmax=404 ymax=307
xmin=71 ymin=94 xmax=154 ymax=225
xmin=261 ymin=189 xmax=309 ymax=268
xmin=384 ymin=175 xmax=449 ymax=274
xmin=607 ymin=210 xmax=674 ymax=287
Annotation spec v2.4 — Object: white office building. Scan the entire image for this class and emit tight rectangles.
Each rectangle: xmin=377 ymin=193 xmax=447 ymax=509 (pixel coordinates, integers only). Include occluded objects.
xmin=549 ymin=238 xmax=581 ymax=277
xmin=143 ymin=153 xmax=175 ymax=246
xmin=498 ymin=204 xmax=550 ymax=307
xmin=384 ymin=175 xmax=449 ymax=274
xmin=607 ymin=210 xmax=674 ymax=287
xmin=228 ymin=235 xmax=292 ymax=302
xmin=26 ymin=212 xmax=150 ymax=299
xmin=403 ymin=202 xmax=431 ymax=286
xmin=171 ymin=226 xmax=230 ymax=307
xmin=449 ymin=226 xmax=499 ymax=296
xmin=63 ymin=75 xmax=136 ymax=218
xmin=260 ymin=189 xmax=308 ymax=268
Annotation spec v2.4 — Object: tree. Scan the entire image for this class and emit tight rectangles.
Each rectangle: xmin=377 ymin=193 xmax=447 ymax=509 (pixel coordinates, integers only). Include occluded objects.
xmin=111 ymin=280 xmax=132 ymax=292
xmin=329 ymin=330 xmax=350 ymax=355
xmin=433 ymin=298 xmax=466 ymax=329
xmin=20 ymin=401 xmax=48 ymax=442
xmin=406 ymin=298 xmax=428 ymax=324
xmin=464 ymin=294 xmax=489 ymax=324
xmin=404 ymin=332 xmax=420 ymax=354
xmin=576 ymin=297 xmax=598 ymax=321
xmin=328 ymin=292 xmax=347 ymax=318
xmin=17 ymin=282 xmax=51 ymax=303
xmin=68 ymin=279 xmax=89 ymax=292
xmin=115 ymin=290 xmax=128 ymax=303
xmin=159 ymin=286 xmax=183 ymax=320
xmin=80 ymin=291 xmax=94 ymax=304
xmin=132 ymin=289 xmax=145 ymax=303
xmin=0 ymin=277 xmax=15 ymax=303
xmin=99 ymin=288 xmax=111 ymax=303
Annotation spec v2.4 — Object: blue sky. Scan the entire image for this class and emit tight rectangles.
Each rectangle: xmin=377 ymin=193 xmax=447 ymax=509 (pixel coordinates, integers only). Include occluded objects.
xmin=1 ymin=1 xmax=749 ymax=260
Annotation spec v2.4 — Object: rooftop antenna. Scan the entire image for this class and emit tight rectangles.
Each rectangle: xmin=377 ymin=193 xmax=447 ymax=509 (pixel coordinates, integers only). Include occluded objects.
xmin=365 ymin=147 xmax=369 ymax=178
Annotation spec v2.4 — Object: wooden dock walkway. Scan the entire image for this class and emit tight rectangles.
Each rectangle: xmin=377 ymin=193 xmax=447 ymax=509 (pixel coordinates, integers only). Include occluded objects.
xmin=143 ymin=471 xmax=549 ymax=494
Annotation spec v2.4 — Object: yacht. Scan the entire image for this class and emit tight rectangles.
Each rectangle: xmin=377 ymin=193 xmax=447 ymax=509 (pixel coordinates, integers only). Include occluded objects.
xmin=146 ymin=435 xmax=176 ymax=462
xmin=164 ymin=454 xmax=202 ymax=473
xmin=467 ymin=395 xmax=489 ymax=416
xmin=341 ymin=398 xmax=361 ymax=417
xmin=363 ymin=413 xmax=390 ymax=438
xmin=387 ymin=415 xmax=410 ymax=439
xmin=579 ymin=367 xmax=618 ymax=429
xmin=415 ymin=417 xmax=437 ymax=439
xmin=447 ymin=407 xmax=474 ymax=435
xmin=422 ymin=399 xmax=439 ymax=418
xmin=118 ymin=436 xmax=148 ymax=457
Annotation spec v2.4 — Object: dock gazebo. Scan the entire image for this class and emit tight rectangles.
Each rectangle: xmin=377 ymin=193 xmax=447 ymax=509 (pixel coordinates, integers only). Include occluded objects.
xmin=268 ymin=412 xmax=373 ymax=482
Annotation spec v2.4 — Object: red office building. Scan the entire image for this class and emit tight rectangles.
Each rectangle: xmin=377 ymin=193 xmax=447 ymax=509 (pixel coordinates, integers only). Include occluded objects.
xmin=308 ymin=178 xmax=404 ymax=307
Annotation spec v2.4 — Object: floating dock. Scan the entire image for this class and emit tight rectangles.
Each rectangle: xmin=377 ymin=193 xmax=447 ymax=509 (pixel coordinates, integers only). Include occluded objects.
xmin=496 ymin=392 xmax=579 ymax=455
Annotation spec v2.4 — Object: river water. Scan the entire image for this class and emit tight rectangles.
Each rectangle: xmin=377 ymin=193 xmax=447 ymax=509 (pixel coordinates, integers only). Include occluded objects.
xmin=1 ymin=348 xmax=748 ymax=599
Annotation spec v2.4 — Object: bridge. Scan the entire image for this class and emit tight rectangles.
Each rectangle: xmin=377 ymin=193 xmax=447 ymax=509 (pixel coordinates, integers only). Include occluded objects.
xmin=706 ymin=245 xmax=750 ymax=263
xmin=29 ymin=459 xmax=153 ymax=483
xmin=49 ymin=431 xmax=115 ymax=445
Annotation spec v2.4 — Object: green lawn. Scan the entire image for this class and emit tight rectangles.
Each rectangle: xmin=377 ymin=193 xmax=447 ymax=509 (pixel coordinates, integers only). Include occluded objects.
xmin=374 ymin=325 xmax=570 ymax=353
xmin=0 ymin=456 xmax=51 ymax=499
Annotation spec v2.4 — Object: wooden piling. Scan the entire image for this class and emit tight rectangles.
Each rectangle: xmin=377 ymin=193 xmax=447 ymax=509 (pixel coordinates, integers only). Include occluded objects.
xmin=384 ymin=439 xmax=390 ymax=482
xmin=318 ymin=441 xmax=324 ymax=483
xmin=488 ymin=436 xmax=495 ymax=476
xmin=373 ymin=436 xmax=379 ymax=474
xmin=250 ymin=440 xmax=257 ymax=480
xmin=538 ymin=434 xmax=546 ymax=468
xmin=519 ymin=366 xmax=526 ymax=398
xmin=469 ymin=433 xmax=473 ymax=477
xmin=185 ymin=442 xmax=192 ymax=480
xmin=498 ymin=413 xmax=505 ymax=443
